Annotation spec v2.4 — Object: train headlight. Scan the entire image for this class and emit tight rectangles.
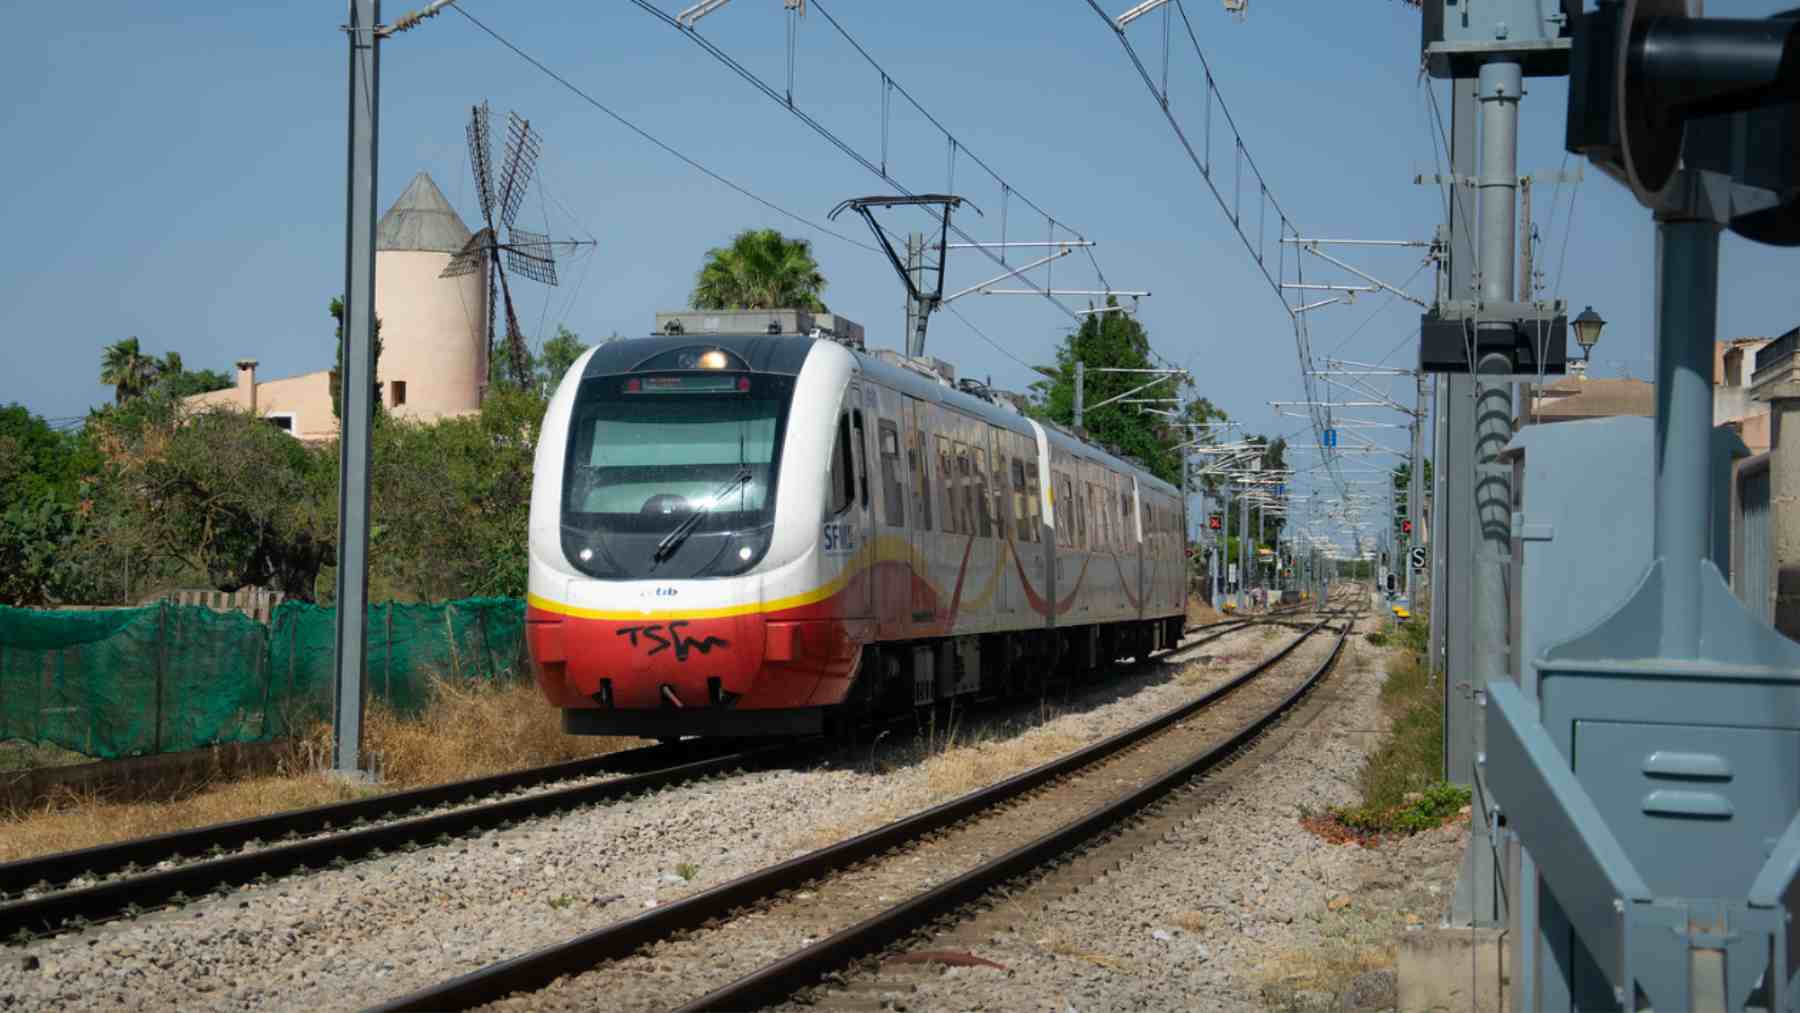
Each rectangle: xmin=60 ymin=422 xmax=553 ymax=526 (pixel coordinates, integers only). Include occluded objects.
xmin=578 ymin=547 xmax=594 ymax=562
xmin=697 ymin=349 xmax=729 ymax=369
xmin=738 ymin=546 xmax=754 ymax=561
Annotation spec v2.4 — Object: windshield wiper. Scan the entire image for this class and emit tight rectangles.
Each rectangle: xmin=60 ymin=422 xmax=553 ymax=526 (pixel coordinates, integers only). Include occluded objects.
xmin=653 ymin=468 xmax=753 ymax=564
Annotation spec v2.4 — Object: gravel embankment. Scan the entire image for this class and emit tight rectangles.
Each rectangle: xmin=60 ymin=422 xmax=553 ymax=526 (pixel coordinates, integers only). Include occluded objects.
xmin=830 ymin=623 xmax=1468 ymax=1013
xmin=494 ymin=628 xmax=1342 ymax=1012
xmin=0 ymin=621 xmax=1302 ymax=1012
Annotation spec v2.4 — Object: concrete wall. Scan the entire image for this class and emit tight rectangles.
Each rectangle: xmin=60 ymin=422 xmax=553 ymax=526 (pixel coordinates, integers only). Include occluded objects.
xmin=374 ymin=248 xmax=486 ymax=421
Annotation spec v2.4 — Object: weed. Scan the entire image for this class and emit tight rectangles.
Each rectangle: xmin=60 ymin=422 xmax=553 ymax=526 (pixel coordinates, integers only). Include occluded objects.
xmin=1333 ymin=781 xmax=1470 ymax=835
xmin=674 ymin=862 xmax=701 ymax=882
xmin=548 ymin=894 xmax=576 ymax=910
xmin=1318 ymin=604 xmax=1471 ymax=837
xmin=0 ymin=677 xmax=642 ymax=863
xmin=1364 ymin=630 xmax=1391 ymax=647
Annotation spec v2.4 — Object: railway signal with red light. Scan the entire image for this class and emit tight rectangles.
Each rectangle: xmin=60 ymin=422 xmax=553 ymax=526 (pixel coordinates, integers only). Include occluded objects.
xmin=1208 ymin=515 xmax=1222 ymax=531
xmin=1402 ymin=520 xmax=1413 ymax=535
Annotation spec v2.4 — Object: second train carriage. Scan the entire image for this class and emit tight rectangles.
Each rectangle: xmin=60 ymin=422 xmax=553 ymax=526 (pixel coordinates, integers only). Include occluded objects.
xmin=525 ymin=311 xmax=1188 ymax=738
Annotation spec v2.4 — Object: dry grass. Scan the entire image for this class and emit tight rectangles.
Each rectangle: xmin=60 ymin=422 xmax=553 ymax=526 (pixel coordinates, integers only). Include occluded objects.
xmin=0 ymin=740 xmax=88 ymax=774
xmin=918 ymin=723 xmax=1087 ymax=797
xmin=1038 ymin=930 xmax=1140 ymax=974
xmin=0 ymin=677 xmax=640 ymax=864
xmin=1170 ymin=909 xmax=1210 ymax=932
xmin=1254 ymin=940 xmax=1394 ymax=1009
xmin=1187 ymin=598 xmax=1226 ymax=627
xmin=798 ymin=705 xmax=1091 ymax=850
xmin=1176 ymin=652 xmax=1247 ymax=686
xmin=315 ymin=675 xmax=642 ymax=787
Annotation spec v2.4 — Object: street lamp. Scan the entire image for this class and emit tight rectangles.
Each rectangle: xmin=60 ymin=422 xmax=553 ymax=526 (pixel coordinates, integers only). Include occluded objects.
xmin=1572 ymin=306 xmax=1606 ymax=362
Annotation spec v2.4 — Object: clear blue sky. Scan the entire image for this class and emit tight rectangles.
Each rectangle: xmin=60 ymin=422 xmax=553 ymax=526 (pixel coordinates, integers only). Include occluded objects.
xmin=3 ymin=1 xmax=1794 ymax=542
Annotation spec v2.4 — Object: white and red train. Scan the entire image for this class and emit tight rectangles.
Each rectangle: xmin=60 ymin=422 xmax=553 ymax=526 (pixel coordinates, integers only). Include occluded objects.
xmin=526 ymin=314 xmax=1188 ymax=738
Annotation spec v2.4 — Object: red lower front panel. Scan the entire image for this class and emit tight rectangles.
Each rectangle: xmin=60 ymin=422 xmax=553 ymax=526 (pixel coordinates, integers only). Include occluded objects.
xmin=528 ymin=602 xmax=868 ymax=723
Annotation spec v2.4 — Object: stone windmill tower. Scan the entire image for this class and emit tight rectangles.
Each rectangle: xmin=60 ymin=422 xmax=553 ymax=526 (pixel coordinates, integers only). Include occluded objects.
xmin=373 ymin=171 xmax=488 ymax=417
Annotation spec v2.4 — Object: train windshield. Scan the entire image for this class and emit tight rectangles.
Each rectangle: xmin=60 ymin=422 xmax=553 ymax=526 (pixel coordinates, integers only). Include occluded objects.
xmin=561 ymin=373 xmax=794 ymax=578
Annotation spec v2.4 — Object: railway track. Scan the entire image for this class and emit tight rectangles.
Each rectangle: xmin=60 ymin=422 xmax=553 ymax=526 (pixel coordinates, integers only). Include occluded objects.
xmin=0 ymin=608 xmax=1306 ymax=943
xmin=0 ymin=739 xmax=788 ymax=942
xmin=373 ymin=602 xmax=1355 ymax=1012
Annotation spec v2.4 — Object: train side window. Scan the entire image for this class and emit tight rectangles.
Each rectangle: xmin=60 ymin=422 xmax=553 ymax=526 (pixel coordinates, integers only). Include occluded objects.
xmin=1054 ymin=472 xmax=1073 ymax=548
xmin=827 ymin=415 xmax=854 ymax=516
xmin=878 ymin=420 xmax=904 ymax=526
xmin=1087 ymin=484 xmax=1100 ymax=551
xmin=1107 ymin=487 xmax=1117 ymax=548
xmin=974 ymin=448 xmax=992 ymax=538
xmin=936 ymin=436 xmax=956 ymax=533
xmin=1025 ymin=465 xmax=1042 ymax=541
xmin=851 ymin=409 xmax=869 ymax=508
xmin=1074 ymin=478 xmax=1087 ymax=549
xmin=910 ymin=428 xmax=933 ymax=532
xmin=1108 ymin=482 xmax=1123 ymax=546
xmin=955 ymin=444 xmax=974 ymax=536
xmin=1010 ymin=458 xmax=1031 ymax=542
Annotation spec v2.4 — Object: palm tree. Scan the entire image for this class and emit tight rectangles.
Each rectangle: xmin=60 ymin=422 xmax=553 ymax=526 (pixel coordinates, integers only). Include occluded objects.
xmin=100 ymin=337 xmax=157 ymax=404
xmin=690 ymin=228 xmax=827 ymax=312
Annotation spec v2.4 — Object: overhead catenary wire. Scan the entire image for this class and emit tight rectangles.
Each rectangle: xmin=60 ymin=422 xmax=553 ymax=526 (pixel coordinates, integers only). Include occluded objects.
xmin=1086 ymin=0 xmax=1356 ymax=514
xmin=449 ymin=3 xmax=878 ymax=256
xmin=628 ymin=0 xmax=1123 ymax=326
xmin=943 ymin=304 xmax=1042 ymax=375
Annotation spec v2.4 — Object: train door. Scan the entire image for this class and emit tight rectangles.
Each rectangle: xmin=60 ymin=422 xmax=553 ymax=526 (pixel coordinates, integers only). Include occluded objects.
xmin=1131 ymin=476 xmax=1146 ymax=619
xmin=978 ymin=429 xmax=1005 ymax=620
xmin=1031 ymin=422 xmax=1057 ymax=629
xmin=903 ymin=395 xmax=936 ymax=630
xmin=845 ymin=384 xmax=874 ymax=619
xmin=872 ymin=393 xmax=910 ymax=642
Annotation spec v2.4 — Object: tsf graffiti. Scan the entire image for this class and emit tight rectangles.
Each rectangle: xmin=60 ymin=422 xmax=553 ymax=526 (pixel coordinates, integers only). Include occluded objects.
xmin=615 ymin=620 xmax=729 ymax=662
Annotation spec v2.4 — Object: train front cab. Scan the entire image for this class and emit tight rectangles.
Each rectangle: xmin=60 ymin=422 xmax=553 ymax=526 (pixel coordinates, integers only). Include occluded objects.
xmin=527 ymin=336 xmax=872 ymax=738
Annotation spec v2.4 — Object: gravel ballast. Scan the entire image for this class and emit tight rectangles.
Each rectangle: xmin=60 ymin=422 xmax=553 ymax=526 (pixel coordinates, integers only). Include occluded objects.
xmin=800 ymin=619 xmax=1470 ymax=1012
xmin=485 ymin=627 xmax=1343 ymax=1012
xmin=0 ymin=621 xmax=1297 ymax=1011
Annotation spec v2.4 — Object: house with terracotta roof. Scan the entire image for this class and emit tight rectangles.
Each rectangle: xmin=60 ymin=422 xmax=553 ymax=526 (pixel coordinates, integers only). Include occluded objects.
xmin=1521 ymin=339 xmax=1774 ymax=454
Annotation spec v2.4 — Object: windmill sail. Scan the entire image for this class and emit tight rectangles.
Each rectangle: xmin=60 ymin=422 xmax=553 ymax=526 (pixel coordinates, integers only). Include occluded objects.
xmin=438 ymin=101 xmax=590 ymax=394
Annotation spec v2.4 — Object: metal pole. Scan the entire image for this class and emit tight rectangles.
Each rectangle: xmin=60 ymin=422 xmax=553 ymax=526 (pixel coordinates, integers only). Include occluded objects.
xmin=1448 ymin=60 xmax=1522 ymax=934
xmin=1074 ymin=360 xmax=1085 ymax=431
xmin=904 ymin=232 xmax=925 ymax=357
xmin=1441 ymin=73 xmax=1479 ymax=783
xmin=1471 ymin=56 xmax=1522 ymax=720
xmin=1261 ymin=501 xmax=1270 ymax=602
xmin=1237 ymin=483 xmax=1249 ymax=612
xmin=1410 ymin=370 xmax=1426 ymax=597
xmin=332 ymin=0 xmax=379 ymax=778
xmin=1653 ymin=216 xmax=1721 ymax=660
xmin=1429 ymin=373 xmax=1448 ymax=672
xmin=1519 ymin=176 xmax=1534 ymax=302
xmin=1219 ymin=480 xmax=1229 ymax=607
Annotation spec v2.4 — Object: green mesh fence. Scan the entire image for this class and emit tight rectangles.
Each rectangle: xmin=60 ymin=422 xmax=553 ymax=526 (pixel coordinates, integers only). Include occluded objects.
xmin=0 ymin=597 xmax=528 ymax=761
xmin=269 ymin=598 xmax=528 ymax=719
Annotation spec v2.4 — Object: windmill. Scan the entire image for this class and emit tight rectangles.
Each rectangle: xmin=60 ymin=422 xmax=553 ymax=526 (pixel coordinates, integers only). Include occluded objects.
xmin=442 ymin=101 xmax=589 ymax=389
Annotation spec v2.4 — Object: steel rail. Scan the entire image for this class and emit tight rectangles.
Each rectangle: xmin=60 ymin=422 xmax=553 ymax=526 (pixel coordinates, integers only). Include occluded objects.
xmin=0 ymin=739 xmax=730 ymax=899
xmin=0 ymin=742 xmax=793 ymax=940
xmin=372 ymin=607 xmax=1347 ymax=1012
xmin=0 ymin=607 xmax=1302 ymax=940
xmin=685 ymin=610 xmax=1357 ymax=1011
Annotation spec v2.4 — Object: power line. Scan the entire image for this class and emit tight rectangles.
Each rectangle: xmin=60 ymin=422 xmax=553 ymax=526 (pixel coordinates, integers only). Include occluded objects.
xmin=1323 ymin=259 xmax=1431 ymax=360
xmin=627 ymin=0 xmax=1111 ymax=324
xmin=943 ymin=304 xmax=1041 ymax=375
xmin=1551 ymin=177 xmax=1583 ymax=304
xmin=449 ymin=3 xmax=878 ymax=255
